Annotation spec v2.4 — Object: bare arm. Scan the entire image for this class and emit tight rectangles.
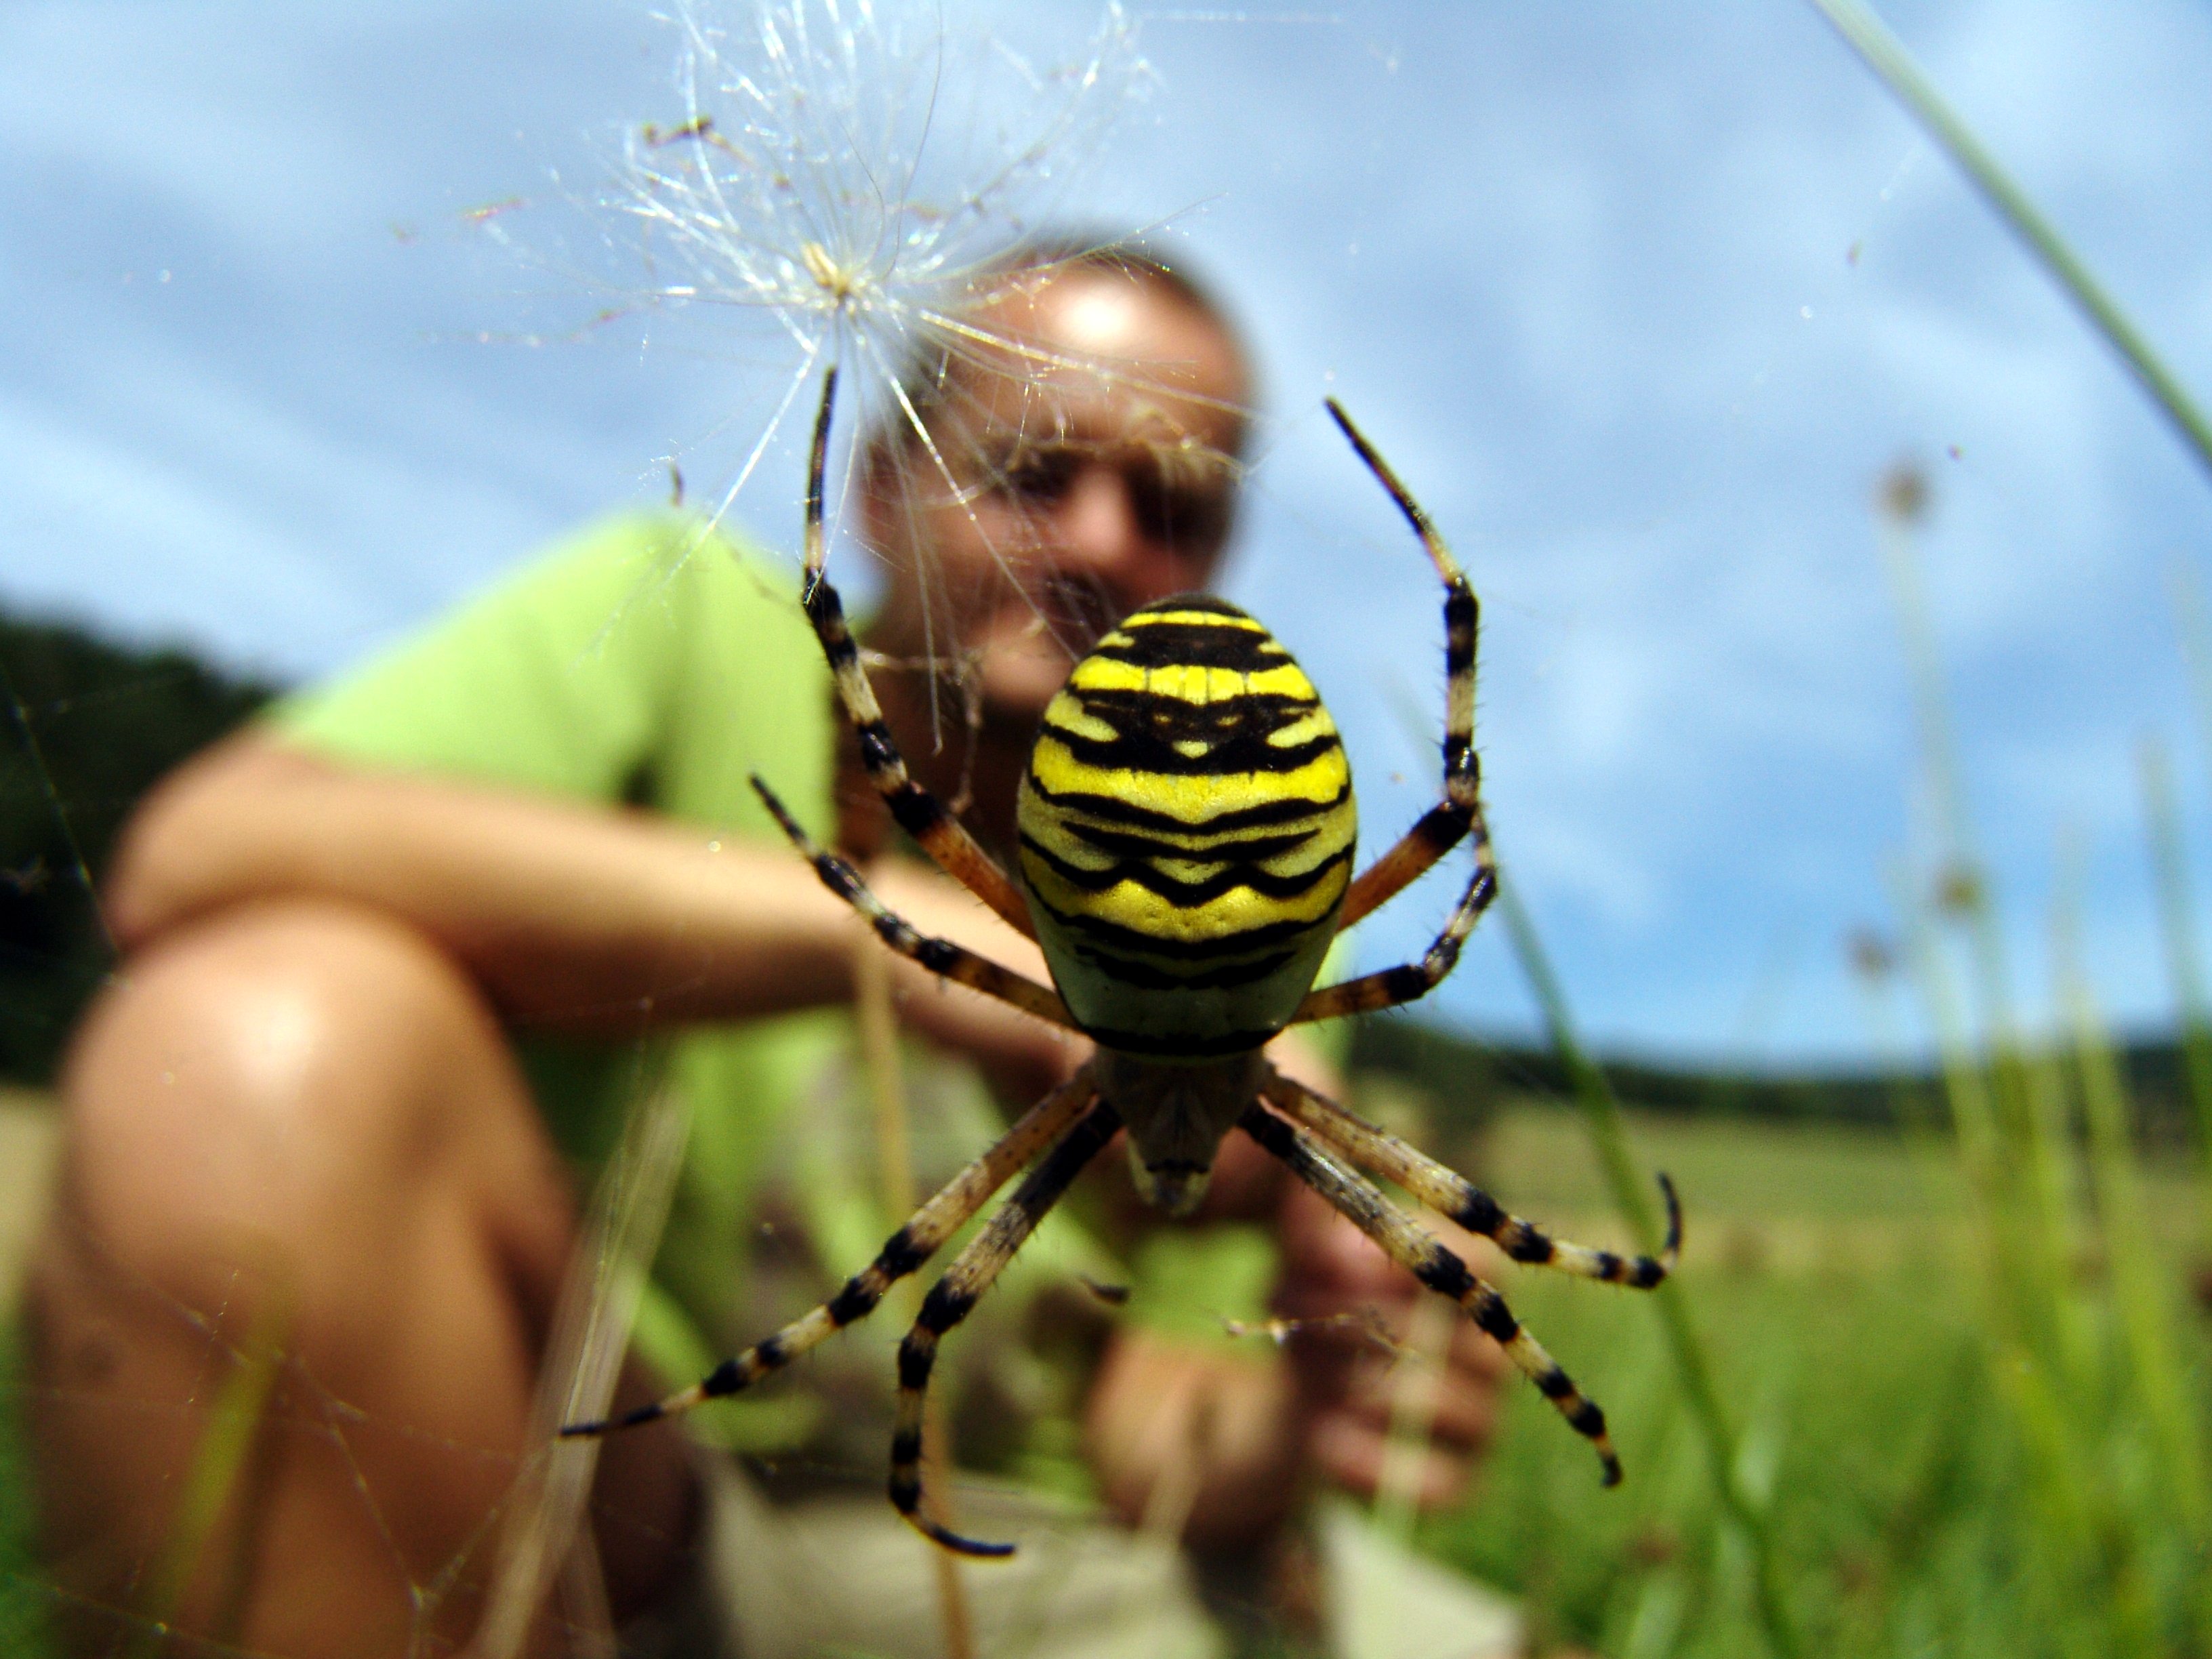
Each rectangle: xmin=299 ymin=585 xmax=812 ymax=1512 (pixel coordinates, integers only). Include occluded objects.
xmin=106 ymin=733 xmax=1076 ymax=1086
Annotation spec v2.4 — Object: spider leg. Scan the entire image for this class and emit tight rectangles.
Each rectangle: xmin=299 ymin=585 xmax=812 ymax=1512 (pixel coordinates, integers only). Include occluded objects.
xmin=1325 ymin=399 xmax=1481 ymax=930
xmin=1237 ymin=1101 xmax=1626 ymax=1486
xmin=1286 ymin=811 xmax=1495 ymax=1026
xmin=1259 ymin=1069 xmax=1680 ymax=1287
xmin=751 ymin=776 xmax=1077 ymax=1031
xmin=796 ymin=365 xmax=1036 ymax=938
xmin=890 ymin=1098 xmax=1125 ymax=1557
xmin=561 ymin=1071 xmax=1098 ymax=1437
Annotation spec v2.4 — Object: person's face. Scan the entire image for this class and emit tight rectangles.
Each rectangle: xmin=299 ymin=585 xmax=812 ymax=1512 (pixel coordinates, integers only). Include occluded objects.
xmin=864 ymin=267 xmax=1250 ymax=727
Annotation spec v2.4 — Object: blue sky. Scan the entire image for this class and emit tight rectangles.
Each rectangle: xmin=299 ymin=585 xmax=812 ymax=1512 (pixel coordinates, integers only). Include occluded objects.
xmin=4 ymin=1 xmax=2211 ymax=1067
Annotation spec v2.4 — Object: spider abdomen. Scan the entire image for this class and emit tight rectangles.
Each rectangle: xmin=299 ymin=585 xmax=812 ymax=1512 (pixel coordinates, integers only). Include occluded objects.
xmin=1017 ymin=596 xmax=1356 ymax=1058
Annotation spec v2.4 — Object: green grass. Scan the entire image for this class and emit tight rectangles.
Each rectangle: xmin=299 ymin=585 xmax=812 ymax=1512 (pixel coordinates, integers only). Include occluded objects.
xmin=1425 ymin=1105 xmax=2212 ymax=1658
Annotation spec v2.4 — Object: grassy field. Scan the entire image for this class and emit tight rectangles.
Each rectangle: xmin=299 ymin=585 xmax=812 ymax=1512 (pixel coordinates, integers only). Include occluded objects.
xmin=1424 ymin=1102 xmax=2212 ymax=1659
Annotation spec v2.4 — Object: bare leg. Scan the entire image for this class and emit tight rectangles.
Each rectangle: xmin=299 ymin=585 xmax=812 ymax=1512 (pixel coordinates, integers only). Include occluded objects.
xmin=26 ymin=899 xmax=691 ymax=1658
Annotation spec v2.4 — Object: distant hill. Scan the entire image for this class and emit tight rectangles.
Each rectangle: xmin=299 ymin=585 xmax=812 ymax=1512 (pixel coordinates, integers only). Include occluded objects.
xmin=0 ymin=613 xmax=273 ymax=1082
xmin=1347 ymin=1015 xmax=1907 ymax=1128
xmin=1348 ymin=1010 xmax=2209 ymax=1147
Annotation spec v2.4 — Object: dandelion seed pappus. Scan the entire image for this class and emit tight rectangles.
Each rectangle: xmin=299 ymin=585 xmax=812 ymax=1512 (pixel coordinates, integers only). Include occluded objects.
xmin=581 ymin=0 xmax=1156 ymax=570
xmin=563 ymin=354 xmax=1686 ymax=1555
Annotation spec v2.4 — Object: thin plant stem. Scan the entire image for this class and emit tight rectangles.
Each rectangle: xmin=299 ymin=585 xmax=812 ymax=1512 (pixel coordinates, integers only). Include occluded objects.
xmin=2138 ymin=739 xmax=2212 ymax=1216
xmin=1845 ymin=911 xmax=1944 ymax=1161
xmin=859 ymin=939 xmax=916 ymax=1218
xmin=2169 ymin=557 xmax=2212 ymax=779
xmin=2163 ymin=563 xmax=2212 ymax=1250
xmin=127 ymin=1271 xmax=291 ymax=1658
xmin=1807 ymin=0 xmax=2212 ymax=481
xmin=1876 ymin=470 xmax=2099 ymax=1401
xmin=480 ymin=1048 xmax=687 ymax=1659
xmin=1372 ymin=1271 xmax=1456 ymax=1547
xmin=1893 ymin=878 xmax=2001 ymax=1253
xmin=857 ymin=937 xmax=975 ymax=1659
xmin=1875 ymin=450 xmax=2179 ymax=1651
xmin=1496 ymin=876 xmax=1804 ymax=1659
xmin=2057 ymin=888 xmax=2212 ymax=1568
xmin=1875 ymin=486 xmax=2021 ymax=1057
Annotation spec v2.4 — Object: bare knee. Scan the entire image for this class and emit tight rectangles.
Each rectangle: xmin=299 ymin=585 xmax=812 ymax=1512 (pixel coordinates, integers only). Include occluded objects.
xmin=56 ymin=897 xmax=558 ymax=1309
xmin=28 ymin=900 xmax=598 ymax=1646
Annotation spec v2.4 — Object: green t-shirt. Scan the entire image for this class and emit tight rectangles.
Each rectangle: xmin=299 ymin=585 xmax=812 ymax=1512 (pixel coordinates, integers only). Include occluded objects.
xmin=274 ymin=512 xmax=840 ymax=1168
xmin=270 ymin=514 xmax=1283 ymax=1482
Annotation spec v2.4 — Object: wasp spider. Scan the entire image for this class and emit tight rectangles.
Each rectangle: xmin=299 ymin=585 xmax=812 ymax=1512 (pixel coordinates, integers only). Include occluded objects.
xmin=565 ymin=369 xmax=1682 ymax=1556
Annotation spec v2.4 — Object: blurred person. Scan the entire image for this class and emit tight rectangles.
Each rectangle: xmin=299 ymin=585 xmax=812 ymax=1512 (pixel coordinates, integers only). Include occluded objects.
xmin=24 ymin=244 xmax=1521 ymax=1658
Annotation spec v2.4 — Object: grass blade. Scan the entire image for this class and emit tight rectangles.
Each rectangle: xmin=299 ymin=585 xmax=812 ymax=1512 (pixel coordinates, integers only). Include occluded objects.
xmin=126 ymin=1277 xmax=290 ymax=1657
xmin=2142 ymin=735 xmax=2212 ymax=1213
xmin=855 ymin=937 xmax=976 ymax=1659
xmin=478 ymin=1051 xmax=689 ymax=1659
xmin=1807 ymin=0 xmax=2212 ymax=481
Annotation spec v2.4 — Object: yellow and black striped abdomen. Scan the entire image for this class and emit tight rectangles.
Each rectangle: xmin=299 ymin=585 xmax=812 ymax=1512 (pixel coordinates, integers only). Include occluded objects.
xmin=1016 ymin=596 xmax=1355 ymax=1059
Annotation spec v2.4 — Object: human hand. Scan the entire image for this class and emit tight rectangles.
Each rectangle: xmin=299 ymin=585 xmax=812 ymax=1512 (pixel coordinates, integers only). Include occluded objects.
xmin=1083 ymin=1184 xmax=1513 ymax=1550
xmin=1084 ymin=1326 xmax=1302 ymax=1552
xmin=1273 ymin=1174 xmax=1511 ymax=1509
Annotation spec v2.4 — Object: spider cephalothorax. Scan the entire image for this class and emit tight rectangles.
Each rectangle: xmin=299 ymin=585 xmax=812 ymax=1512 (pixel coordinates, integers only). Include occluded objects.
xmin=566 ymin=369 xmax=1681 ymax=1557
